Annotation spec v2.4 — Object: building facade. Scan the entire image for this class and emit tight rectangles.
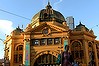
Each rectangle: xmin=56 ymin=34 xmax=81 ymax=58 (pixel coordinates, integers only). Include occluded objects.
xmin=4 ymin=2 xmax=99 ymax=66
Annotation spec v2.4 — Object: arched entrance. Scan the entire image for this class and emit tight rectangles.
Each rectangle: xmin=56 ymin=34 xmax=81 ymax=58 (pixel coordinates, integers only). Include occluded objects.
xmin=34 ymin=54 xmax=58 ymax=66
xmin=71 ymin=40 xmax=83 ymax=63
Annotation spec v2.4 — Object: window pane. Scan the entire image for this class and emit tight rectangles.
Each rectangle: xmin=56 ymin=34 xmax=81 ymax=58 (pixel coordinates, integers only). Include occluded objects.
xmin=54 ymin=38 xmax=60 ymax=44
xmin=19 ymin=54 xmax=23 ymax=62
xmin=41 ymin=39 xmax=46 ymax=45
xmin=47 ymin=38 xmax=52 ymax=45
xmin=33 ymin=39 xmax=39 ymax=46
xmin=19 ymin=45 xmax=23 ymax=50
xmin=71 ymin=41 xmax=83 ymax=59
xmin=14 ymin=54 xmax=18 ymax=63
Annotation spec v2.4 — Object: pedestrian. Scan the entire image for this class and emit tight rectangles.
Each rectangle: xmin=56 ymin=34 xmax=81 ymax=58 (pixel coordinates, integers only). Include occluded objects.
xmin=61 ymin=45 xmax=74 ymax=66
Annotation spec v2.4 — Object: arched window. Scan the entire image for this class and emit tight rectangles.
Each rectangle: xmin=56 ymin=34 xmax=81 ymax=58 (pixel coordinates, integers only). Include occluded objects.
xmin=71 ymin=41 xmax=83 ymax=59
xmin=88 ymin=42 xmax=95 ymax=66
xmin=88 ymin=42 xmax=94 ymax=61
xmin=16 ymin=45 xmax=23 ymax=51
xmin=34 ymin=54 xmax=57 ymax=66
xmin=88 ymin=42 xmax=93 ymax=51
xmin=14 ymin=45 xmax=23 ymax=63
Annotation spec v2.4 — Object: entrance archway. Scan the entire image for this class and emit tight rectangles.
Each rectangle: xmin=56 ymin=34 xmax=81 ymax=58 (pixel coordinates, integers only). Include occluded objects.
xmin=34 ymin=54 xmax=57 ymax=66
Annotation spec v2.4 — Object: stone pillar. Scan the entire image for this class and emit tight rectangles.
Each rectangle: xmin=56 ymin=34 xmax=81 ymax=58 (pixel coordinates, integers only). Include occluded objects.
xmin=93 ymin=43 xmax=98 ymax=66
xmin=45 ymin=39 xmax=47 ymax=45
xmin=83 ymin=40 xmax=89 ymax=66
xmin=10 ymin=41 xmax=14 ymax=66
xmin=52 ymin=39 xmax=54 ymax=45
xmin=23 ymin=38 xmax=30 ymax=66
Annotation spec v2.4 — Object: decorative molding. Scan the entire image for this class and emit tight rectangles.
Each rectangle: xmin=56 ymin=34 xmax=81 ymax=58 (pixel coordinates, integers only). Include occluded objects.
xmin=24 ymin=39 xmax=30 ymax=42
xmin=42 ymin=27 xmax=51 ymax=36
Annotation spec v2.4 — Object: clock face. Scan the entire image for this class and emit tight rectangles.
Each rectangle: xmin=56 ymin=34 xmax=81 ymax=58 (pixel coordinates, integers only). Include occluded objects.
xmin=43 ymin=28 xmax=48 ymax=34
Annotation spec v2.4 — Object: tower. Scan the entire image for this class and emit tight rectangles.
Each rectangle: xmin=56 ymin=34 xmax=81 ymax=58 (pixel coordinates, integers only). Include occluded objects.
xmin=66 ymin=16 xmax=74 ymax=30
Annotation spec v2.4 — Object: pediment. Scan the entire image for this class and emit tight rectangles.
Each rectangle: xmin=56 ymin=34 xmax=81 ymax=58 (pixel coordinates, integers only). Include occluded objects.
xmin=26 ymin=22 xmax=69 ymax=35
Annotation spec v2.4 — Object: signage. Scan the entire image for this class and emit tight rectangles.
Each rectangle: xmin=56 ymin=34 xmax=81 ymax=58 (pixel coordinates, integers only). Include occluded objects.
xmin=25 ymin=42 xmax=30 ymax=65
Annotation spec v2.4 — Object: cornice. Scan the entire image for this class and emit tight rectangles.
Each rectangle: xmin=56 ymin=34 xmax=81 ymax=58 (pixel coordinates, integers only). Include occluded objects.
xmin=70 ymin=31 xmax=96 ymax=38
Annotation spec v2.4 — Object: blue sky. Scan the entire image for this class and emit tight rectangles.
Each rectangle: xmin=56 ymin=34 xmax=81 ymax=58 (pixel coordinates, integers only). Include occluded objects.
xmin=0 ymin=0 xmax=99 ymax=59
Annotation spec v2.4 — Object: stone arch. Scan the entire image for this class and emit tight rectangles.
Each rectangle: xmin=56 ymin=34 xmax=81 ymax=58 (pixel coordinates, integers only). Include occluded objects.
xmin=88 ymin=41 xmax=93 ymax=50
xmin=88 ymin=41 xmax=95 ymax=63
xmin=31 ymin=50 xmax=60 ymax=66
xmin=14 ymin=43 xmax=23 ymax=63
xmin=15 ymin=43 xmax=23 ymax=51
xmin=70 ymin=40 xmax=83 ymax=63
xmin=70 ymin=40 xmax=82 ymax=46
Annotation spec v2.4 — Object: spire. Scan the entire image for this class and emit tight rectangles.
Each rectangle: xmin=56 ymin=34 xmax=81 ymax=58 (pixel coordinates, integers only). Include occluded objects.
xmin=18 ymin=25 xmax=20 ymax=29
xmin=46 ymin=0 xmax=52 ymax=9
xmin=48 ymin=0 xmax=50 ymax=5
xmin=79 ymin=20 xmax=81 ymax=24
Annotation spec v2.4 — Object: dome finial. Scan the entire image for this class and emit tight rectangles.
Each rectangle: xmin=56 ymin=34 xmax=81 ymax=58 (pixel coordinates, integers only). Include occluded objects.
xmin=48 ymin=0 xmax=50 ymax=5
xmin=46 ymin=0 xmax=52 ymax=9
xmin=79 ymin=20 xmax=82 ymax=25
xmin=18 ymin=25 xmax=20 ymax=28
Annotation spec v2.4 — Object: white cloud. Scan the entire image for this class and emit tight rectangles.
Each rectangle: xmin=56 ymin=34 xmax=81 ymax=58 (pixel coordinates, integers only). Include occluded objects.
xmin=0 ymin=20 xmax=14 ymax=35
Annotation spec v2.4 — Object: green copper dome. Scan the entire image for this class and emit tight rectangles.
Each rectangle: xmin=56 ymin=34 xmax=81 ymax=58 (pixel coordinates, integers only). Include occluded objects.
xmin=31 ymin=2 xmax=65 ymax=24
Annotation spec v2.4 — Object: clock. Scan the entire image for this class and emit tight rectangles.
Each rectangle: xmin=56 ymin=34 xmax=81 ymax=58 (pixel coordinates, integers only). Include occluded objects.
xmin=42 ymin=28 xmax=48 ymax=34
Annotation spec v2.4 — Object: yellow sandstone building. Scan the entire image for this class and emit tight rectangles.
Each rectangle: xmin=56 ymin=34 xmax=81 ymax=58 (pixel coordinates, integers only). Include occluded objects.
xmin=4 ymin=2 xmax=99 ymax=66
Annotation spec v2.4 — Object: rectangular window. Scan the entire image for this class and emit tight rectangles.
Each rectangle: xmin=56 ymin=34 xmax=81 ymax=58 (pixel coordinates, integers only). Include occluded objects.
xmin=14 ymin=54 xmax=18 ymax=63
xmin=41 ymin=39 xmax=46 ymax=45
xmin=47 ymin=38 xmax=53 ymax=45
xmin=32 ymin=39 xmax=39 ymax=46
xmin=19 ymin=54 xmax=23 ymax=62
xmin=54 ymin=38 xmax=60 ymax=44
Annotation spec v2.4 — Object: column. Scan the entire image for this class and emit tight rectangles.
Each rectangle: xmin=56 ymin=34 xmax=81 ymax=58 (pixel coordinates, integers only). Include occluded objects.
xmin=52 ymin=38 xmax=54 ymax=45
xmin=23 ymin=39 xmax=30 ymax=66
xmin=83 ymin=40 xmax=89 ymax=66
xmin=52 ymin=55 xmax=53 ymax=63
xmin=45 ymin=39 xmax=47 ymax=45
xmin=11 ymin=42 xmax=14 ymax=66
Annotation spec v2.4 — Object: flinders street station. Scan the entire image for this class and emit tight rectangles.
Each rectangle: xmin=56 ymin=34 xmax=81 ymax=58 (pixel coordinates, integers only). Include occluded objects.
xmin=3 ymin=2 xmax=99 ymax=66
